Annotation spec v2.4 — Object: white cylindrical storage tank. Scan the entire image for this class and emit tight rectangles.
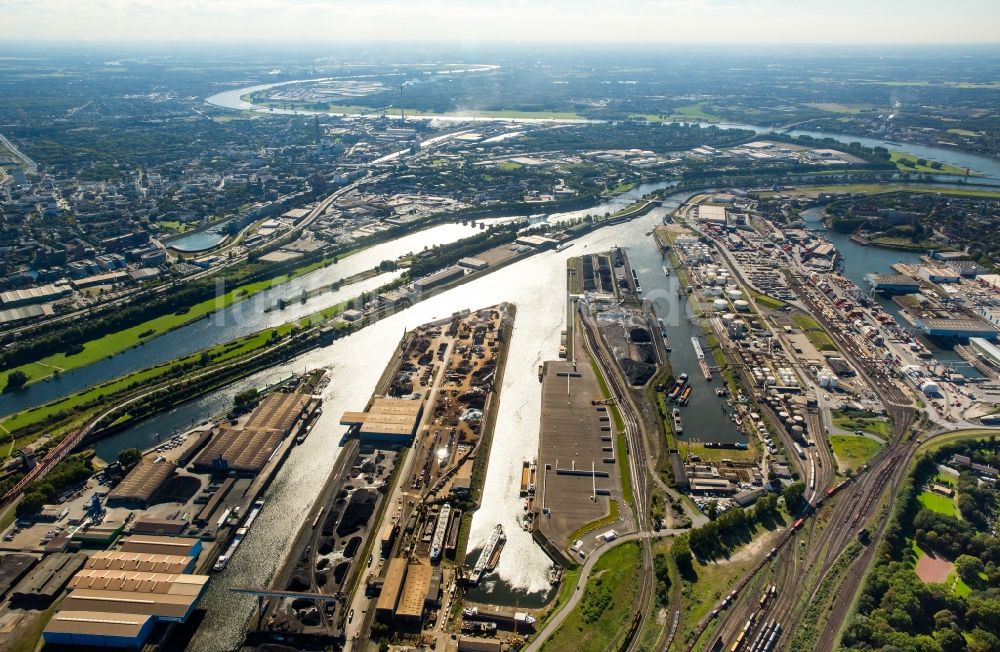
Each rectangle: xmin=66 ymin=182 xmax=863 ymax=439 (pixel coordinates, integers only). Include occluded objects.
xmin=713 ymin=299 xmax=728 ymax=311
xmin=728 ymin=289 xmax=743 ymax=300
xmin=791 ymin=425 xmax=805 ymax=437
xmin=734 ymin=299 xmax=750 ymax=312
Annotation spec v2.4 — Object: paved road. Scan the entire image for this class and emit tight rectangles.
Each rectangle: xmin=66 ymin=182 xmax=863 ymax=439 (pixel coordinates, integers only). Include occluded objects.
xmin=525 ymin=528 xmax=685 ymax=652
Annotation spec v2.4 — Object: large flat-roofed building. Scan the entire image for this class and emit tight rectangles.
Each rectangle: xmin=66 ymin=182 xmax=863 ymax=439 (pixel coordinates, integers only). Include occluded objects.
xmin=970 ymin=337 xmax=1000 ymax=367
xmin=85 ymin=551 xmax=195 ymax=575
xmin=119 ymin=535 xmax=202 ymax=558
xmin=697 ymin=204 xmax=728 ymax=225
xmin=193 ymin=392 xmax=308 ymax=475
xmin=43 ymin=611 xmax=155 ymax=648
xmin=107 ymin=459 xmax=175 ymax=507
xmin=59 ymin=588 xmax=203 ymax=622
xmin=131 ymin=518 xmax=188 ymax=536
xmin=244 ymin=392 xmax=309 ymax=431
xmin=867 ymin=273 xmax=920 ymax=294
xmin=918 ymin=317 xmax=998 ymax=340
xmin=341 ymin=397 xmax=423 ymax=443
xmin=397 ymin=563 xmax=432 ymax=622
xmin=69 ymin=569 xmax=207 ymax=594
xmin=0 ymin=554 xmax=37 ymax=600
xmin=413 ymin=265 xmax=465 ymax=292
xmin=919 ymin=266 xmax=961 ymax=284
xmin=0 ymin=283 xmax=72 ymax=308
xmin=375 ymin=557 xmax=408 ymax=616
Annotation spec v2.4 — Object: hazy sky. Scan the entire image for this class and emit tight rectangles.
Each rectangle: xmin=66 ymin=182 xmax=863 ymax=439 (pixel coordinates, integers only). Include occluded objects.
xmin=2 ymin=0 xmax=999 ymax=44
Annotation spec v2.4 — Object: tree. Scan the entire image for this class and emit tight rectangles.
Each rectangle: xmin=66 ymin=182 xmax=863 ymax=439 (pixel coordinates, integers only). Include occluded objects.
xmin=672 ymin=536 xmax=695 ymax=579
xmin=118 ymin=448 xmax=142 ymax=471
xmin=783 ymin=481 xmax=806 ymax=513
xmin=16 ymin=492 xmax=46 ymax=518
xmin=234 ymin=388 xmax=258 ymax=408
xmin=955 ymin=554 xmax=985 ymax=584
xmin=4 ymin=370 xmax=28 ymax=393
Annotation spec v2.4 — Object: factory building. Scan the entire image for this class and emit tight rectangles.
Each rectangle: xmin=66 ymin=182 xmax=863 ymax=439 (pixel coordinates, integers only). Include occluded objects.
xmin=918 ymin=266 xmax=961 ymax=284
xmin=43 ymin=612 xmax=156 ymax=648
xmin=193 ymin=392 xmax=309 ymax=475
xmin=119 ymin=534 xmax=202 ymax=558
xmin=413 ymin=266 xmax=465 ymax=292
xmin=0 ymin=283 xmax=72 ymax=308
xmin=85 ymin=550 xmax=196 ymax=575
xmin=970 ymin=337 xmax=1000 ymax=367
xmin=43 ymin=537 xmax=209 ymax=648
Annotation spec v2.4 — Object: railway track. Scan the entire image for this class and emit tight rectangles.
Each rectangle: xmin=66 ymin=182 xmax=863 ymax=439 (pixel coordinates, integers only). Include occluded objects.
xmin=578 ymin=308 xmax=656 ymax=651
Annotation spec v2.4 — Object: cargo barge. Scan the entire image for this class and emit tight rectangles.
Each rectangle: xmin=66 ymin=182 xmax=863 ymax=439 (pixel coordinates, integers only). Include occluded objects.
xmin=667 ymin=372 xmax=689 ymax=401
xmin=430 ymin=503 xmax=452 ymax=562
xmin=519 ymin=459 xmax=537 ymax=496
xmin=469 ymin=524 xmax=505 ymax=584
xmin=213 ymin=499 xmax=265 ymax=572
xmin=691 ymin=336 xmax=713 ymax=381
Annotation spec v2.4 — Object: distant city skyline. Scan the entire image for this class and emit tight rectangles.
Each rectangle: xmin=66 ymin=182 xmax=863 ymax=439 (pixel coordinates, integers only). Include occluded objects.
xmin=2 ymin=0 xmax=999 ymax=44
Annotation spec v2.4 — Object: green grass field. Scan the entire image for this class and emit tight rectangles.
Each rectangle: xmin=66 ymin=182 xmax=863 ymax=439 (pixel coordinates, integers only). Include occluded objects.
xmin=750 ymin=290 xmax=786 ymax=311
xmin=889 ymin=150 xmax=969 ymax=176
xmin=917 ymin=490 xmax=958 ymax=518
xmin=542 ymin=542 xmax=642 ymax=652
xmin=1 ymin=255 xmax=347 ymax=388
xmin=830 ymin=435 xmax=884 ymax=472
xmin=831 ymin=410 xmax=891 ymax=437
xmin=757 ymin=184 xmax=1000 ymax=200
xmin=791 ymin=314 xmax=836 ymax=351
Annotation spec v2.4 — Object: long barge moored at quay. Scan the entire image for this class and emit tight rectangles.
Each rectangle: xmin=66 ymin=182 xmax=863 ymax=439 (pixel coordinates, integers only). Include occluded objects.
xmin=692 ymin=336 xmax=713 ymax=381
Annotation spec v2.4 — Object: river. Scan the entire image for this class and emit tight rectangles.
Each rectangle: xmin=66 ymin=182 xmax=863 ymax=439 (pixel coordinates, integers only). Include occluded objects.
xmin=206 ymin=81 xmax=1000 ymax=181
xmin=0 ymin=221 xmax=509 ymax=419
xmin=73 ymin=186 xmax=751 ymax=650
xmin=91 ymin=178 xmax=978 ymax=650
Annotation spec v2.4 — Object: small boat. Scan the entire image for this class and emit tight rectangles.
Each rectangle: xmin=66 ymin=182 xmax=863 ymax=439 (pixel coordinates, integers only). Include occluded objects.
xmin=679 ymin=386 xmax=692 ymax=406
xmin=556 ymin=242 xmax=574 ymax=252
xmin=672 ymin=408 xmax=683 ymax=435
xmin=662 ymin=265 xmax=671 ymax=277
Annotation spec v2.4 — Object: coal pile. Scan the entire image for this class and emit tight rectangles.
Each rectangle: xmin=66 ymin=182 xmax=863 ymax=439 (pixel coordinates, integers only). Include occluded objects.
xmin=336 ymin=489 xmax=377 ymax=537
xmin=619 ymin=358 xmax=656 ymax=386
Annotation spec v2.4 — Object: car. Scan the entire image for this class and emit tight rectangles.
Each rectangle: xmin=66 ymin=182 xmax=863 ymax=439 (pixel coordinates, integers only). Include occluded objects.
xmin=348 ymin=609 xmax=355 ymax=623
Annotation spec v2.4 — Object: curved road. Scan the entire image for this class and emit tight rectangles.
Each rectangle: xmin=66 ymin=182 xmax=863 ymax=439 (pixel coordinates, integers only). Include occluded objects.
xmin=525 ymin=528 xmax=684 ymax=652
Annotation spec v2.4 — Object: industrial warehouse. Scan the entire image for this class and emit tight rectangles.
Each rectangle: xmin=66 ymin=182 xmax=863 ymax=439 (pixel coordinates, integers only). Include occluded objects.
xmin=41 ymin=535 xmax=208 ymax=648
